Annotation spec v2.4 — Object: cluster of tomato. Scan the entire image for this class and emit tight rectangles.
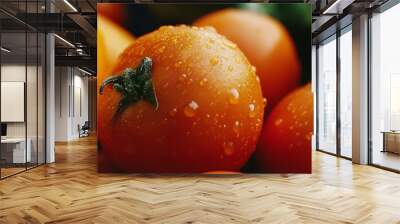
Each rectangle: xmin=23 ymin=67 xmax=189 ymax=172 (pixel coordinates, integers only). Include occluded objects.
xmin=97 ymin=5 xmax=313 ymax=173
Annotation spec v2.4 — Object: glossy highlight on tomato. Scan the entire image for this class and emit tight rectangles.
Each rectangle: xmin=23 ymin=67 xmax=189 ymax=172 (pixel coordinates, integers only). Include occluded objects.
xmin=98 ymin=25 xmax=265 ymax=173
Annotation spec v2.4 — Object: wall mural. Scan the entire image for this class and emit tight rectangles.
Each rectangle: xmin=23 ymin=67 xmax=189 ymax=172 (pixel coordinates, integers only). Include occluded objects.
xmin=97 ymin=3 xmax=312 ymax=173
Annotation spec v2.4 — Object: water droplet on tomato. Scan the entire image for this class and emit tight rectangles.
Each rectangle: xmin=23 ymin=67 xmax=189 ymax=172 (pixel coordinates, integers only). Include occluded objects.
xmin=228 ymin=88 xmax=240 ymax=104
xmin=210 ymin=57 xmax=219 ymax=66
xmin=223 ymin=141 xmax=235 ymax=156
xmin=158 ymin=46 xmax=166 ymax=53
xmin=305 ymin=132 xmax=312 ymax=141
xmin=169 ymin=108 xmax=178 ymax=117
xmin=184 ymin=101 xmax=199 ymax=118
xmin=233 ymin=121 xmax=240 ymax=135
xmin=263 ymin=98 xmax=267 ymax=108
xmin=248 ymin=103 xmax=256 ymax=118
xmin=175 ymin=61 xmax=183 ymax=67
xmin=275 ymin=119 xmax=283 ymax=126
xmin=224 ymin=41 xmax=237 ymax=49
xmin=137 ymin=46 xmax=145 ymax=55
xmin=178 ymin=74 xmax=187 ymax=83
xmin=199 ymin=78 xmax=208 ymax=86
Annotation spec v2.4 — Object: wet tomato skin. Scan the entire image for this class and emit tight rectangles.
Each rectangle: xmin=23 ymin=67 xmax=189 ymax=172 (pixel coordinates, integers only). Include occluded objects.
xmin=195 ymin=9 xmax=301 ymax=112
xmin=256 ymin=84 xmax=313 ymax=173
xmin=98 ymin=26 xmax=264 ymax=173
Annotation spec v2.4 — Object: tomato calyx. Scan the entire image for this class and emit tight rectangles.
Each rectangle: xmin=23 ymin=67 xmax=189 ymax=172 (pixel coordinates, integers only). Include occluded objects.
xmin=99 ymin=57 xmax=159 ymax=114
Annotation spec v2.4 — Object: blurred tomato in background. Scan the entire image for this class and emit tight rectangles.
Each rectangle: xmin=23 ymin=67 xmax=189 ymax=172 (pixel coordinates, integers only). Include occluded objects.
xmin=195 ymin=9 xmax=301 ymax=112
xmin=97 ymin=14 xmax=135 ymax=81
xmin=256 ymin=84 xmax=313 ymax=173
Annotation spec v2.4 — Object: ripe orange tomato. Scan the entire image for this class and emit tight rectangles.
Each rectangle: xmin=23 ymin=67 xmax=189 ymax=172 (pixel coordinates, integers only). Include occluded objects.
xmin=98 ymin=25 xmax=264 ymax=173
xmin=255 ymin=84 xmax=313 ymax=173
xmin=97 ymin=14 xmax=135 ymax=80
xmin=195 ymin=9 xmax=301 ymax=112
